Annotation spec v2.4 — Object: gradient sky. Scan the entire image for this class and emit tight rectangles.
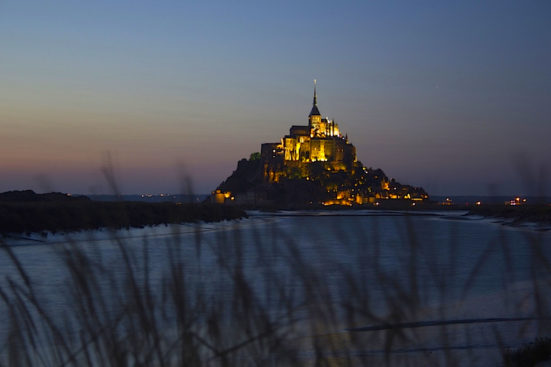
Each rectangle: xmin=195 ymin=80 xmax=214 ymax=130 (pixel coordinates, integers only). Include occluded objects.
xmin=1 ymin=1 xmax=550 ymax=195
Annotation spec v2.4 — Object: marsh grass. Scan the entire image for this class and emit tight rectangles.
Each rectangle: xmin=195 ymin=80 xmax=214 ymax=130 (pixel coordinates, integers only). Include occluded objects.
xmin=0 ymin=176 xmax=550 ymax=366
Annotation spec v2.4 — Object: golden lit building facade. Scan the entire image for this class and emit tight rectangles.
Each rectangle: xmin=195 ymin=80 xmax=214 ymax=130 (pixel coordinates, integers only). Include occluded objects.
xmin=216 ymin=82 xmax=429 ymax=205
xmin=261 ymin=82 xmax=355 ymax=170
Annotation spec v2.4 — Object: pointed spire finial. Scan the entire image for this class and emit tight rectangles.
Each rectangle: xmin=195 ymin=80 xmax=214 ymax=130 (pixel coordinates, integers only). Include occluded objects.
xmin=313 ymin=79 xmax=317 ymax=106
xmin=308 ymin=79 xmax=321 ymax=117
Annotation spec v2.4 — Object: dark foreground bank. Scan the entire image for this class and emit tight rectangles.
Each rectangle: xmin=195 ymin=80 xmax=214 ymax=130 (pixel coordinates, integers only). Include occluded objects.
xmin=0 ymin=190 xmax=246 ymax=234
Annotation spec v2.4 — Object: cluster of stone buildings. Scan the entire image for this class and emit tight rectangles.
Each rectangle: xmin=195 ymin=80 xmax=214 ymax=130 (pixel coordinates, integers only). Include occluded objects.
xmin=261 ymin=82 xmax=356 ymax=182
xmin=212 ymin=82 xmax=429 ymax=206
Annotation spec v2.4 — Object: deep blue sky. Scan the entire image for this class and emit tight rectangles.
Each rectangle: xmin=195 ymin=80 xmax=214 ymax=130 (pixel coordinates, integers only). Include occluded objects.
xmin=1 ymin=1 xmax=550 ymax=195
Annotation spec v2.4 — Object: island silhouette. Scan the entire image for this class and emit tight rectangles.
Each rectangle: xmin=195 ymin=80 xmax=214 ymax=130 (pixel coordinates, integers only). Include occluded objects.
xmin=212 ymin=83 xmax=428 ymax=208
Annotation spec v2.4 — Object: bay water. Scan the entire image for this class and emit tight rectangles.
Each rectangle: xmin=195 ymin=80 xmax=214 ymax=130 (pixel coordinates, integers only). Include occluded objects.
xmin=1 ymin=210 xmax=550 ymax=365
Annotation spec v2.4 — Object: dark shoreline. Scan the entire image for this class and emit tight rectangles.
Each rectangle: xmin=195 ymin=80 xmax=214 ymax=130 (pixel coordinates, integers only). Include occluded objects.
xmin=467 ymin=204 xmax=551 ymax=227
xmin=2 ymin=189 xmax=550 ymax=235
xmin=0 ymin=200 xmax=247 ymax=235
xmin=248 ymin=201 xmax=551 ymax=228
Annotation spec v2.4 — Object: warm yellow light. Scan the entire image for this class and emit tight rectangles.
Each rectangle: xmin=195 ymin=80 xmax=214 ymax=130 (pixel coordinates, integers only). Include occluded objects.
xmin=322 ymin=200 xmax=352 ymax=207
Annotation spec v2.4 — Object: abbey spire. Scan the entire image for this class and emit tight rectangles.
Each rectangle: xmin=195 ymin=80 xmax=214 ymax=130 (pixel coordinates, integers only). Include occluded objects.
xmin=309 ymin=79 xmax=321 ymax=117
xmin=313 ymin=79 xmax=317 ymax=105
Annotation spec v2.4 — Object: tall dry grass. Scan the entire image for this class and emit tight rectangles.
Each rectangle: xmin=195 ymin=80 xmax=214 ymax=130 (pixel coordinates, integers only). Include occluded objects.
xmin=0 ymin=209 xmax=549 ymax=366
xmin=0 ymin=167 xmax=549 ymax=366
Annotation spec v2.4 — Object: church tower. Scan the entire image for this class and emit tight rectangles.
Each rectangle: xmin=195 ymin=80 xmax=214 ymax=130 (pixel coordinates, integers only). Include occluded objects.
xmin=308 ymin=80 xmax=322 ymax=136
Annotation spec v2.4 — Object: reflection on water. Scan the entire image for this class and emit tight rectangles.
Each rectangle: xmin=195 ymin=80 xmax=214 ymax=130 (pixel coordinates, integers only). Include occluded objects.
xmin=1 ymin=210 xmax=550 ymax=365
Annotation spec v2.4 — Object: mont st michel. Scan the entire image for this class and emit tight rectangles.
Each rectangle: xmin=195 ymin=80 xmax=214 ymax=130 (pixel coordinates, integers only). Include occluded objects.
xmin=213 ymin=82 xmax=428 ymax=207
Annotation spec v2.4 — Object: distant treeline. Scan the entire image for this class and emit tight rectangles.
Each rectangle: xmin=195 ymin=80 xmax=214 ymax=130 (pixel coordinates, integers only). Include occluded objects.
xmin=0 ymin=190 xmax=246 ymax=234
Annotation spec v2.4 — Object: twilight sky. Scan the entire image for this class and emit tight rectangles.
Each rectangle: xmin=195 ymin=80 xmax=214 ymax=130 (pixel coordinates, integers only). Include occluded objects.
xmin=1 ymin=1 xmax=550 ymax=195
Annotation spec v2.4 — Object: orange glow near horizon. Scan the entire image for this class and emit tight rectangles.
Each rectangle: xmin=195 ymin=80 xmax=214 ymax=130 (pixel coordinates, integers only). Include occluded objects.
xmin=0 ymin=2 xmax=549 ymax=195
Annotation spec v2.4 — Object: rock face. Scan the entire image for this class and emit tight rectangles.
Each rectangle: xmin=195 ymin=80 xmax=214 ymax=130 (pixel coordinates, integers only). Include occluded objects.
xmin=212 ymin=84 xmax=428 ymax=208
xmin=215 ymin=156 xmax=428 ymax=208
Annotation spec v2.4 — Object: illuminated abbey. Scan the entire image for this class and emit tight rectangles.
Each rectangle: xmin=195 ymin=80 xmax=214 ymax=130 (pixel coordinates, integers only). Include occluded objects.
xmin=261 ymin=81 xmax=356 ymax=182
xmin=213 ymin=82 xmax=428 ymax=207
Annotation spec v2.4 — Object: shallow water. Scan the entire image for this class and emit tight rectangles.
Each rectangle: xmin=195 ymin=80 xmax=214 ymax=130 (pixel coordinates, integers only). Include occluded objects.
xmin=1 ymin=210 xmax=550 ymax=365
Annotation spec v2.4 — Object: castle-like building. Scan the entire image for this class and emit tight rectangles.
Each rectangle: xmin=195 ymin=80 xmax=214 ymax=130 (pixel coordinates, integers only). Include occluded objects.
xmin=213 ymin=82 xmax=429 ymax=206
xmin=261 ymin=82 xmax=356 ymax=180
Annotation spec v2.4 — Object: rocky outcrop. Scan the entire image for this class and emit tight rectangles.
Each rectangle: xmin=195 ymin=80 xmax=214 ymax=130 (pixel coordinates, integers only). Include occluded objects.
xmin=214 ymin=155 xmax=428 ymax=208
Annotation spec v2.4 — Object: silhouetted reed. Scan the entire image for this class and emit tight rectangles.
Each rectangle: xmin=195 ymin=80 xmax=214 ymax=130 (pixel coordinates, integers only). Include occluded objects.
xmin=0 ymin=175 xmax=550 ymax=366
